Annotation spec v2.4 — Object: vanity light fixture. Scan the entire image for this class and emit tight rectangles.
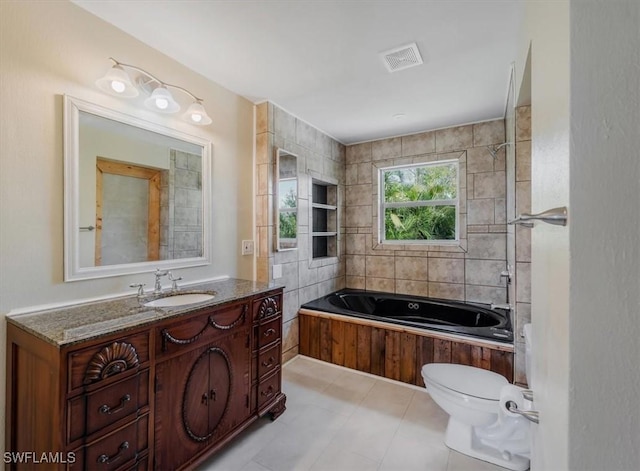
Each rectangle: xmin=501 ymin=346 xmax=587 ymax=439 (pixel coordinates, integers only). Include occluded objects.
xmin=95 ymin=58 xmax=212 ymax=125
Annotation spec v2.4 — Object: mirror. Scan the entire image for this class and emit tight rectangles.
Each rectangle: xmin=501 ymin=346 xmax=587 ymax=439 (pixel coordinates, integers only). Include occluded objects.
xmin=64 ymin=95 xmax=212 ymax=281
xmin=275 ymin=148 xmax=298 ymax=251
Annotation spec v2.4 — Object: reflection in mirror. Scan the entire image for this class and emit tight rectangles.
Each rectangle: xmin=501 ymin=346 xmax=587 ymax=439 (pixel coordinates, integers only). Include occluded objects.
xmin=275 ymin=149 xmax=298 ymax=251
xmin=64 ymin=96 xmax=212 ymax=281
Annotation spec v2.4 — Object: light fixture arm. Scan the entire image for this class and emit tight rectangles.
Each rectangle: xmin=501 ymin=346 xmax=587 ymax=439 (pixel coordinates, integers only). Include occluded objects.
xmin=108 ymin=57 xmax=204 ymax=103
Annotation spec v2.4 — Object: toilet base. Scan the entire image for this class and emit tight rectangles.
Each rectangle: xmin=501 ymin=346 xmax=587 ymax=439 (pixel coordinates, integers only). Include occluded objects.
xmin=445 ymin=417 xmax=530 ymax=471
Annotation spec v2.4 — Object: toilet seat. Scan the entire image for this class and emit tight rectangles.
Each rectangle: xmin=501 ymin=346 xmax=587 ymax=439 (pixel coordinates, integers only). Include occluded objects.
xmin=421 ymin=363 xmax=508 ymax=401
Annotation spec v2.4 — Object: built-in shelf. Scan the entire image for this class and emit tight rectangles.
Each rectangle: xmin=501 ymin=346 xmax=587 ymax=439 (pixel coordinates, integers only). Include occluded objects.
xmin=311 ymin=232 xmax=338 ymax=237
xmin=311 ymin=202 xmax=337 ymax=211
xmin=311 ymin=180 xmax=338 ymax=259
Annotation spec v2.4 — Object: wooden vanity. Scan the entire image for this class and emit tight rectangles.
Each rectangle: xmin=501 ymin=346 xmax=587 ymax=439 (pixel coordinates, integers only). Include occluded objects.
xmin=5 ymin=279 xmax=285 ymax=470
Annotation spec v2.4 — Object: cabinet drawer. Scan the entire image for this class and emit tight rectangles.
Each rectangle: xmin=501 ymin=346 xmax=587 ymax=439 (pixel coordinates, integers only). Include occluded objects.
xmin=257 ymin=342 xmax=281 ymax=381
xmin=68 ymin=370 xmax=149 ymax=443
xmin=257 ymin=370 xmax=281 ymax=411
xmin=71 ymin=414 xmax=148 ymax=471
xmin=158 ymin=302 xmax=249 ymax=356
xmin=68 ymin=331 xmax=150 ymax=392
xmin=253 ymin=293 xmax=282 ymax=322
xmin=257 ymin=316 xmax=281 ymax=348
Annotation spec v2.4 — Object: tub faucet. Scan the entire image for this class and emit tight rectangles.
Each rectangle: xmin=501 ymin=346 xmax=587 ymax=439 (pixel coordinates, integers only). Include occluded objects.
xmin=154 ymin=269 xmax=169 ymax=293
xmin=491 ymin=303 xmax=512 ymax=311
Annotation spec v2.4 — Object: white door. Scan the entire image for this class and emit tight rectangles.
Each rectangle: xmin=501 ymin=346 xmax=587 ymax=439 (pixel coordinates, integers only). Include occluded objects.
xmin=519 ymin=1 xmax=571 ymax=469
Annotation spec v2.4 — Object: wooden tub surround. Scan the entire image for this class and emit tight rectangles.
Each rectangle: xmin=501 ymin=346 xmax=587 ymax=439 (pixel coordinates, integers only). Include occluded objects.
xmin=298 ymin=308 xmax=514 ymax=386
xmin=6 ymin=279 xmax=285 ymax=471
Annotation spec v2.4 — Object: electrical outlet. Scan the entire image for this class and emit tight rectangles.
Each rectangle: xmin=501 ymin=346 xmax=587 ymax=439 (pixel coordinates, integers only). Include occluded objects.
xmin=241 ymin=240 xmax=254 ymax=255
xmin=272 ymin=264 xmax=282 ymax=279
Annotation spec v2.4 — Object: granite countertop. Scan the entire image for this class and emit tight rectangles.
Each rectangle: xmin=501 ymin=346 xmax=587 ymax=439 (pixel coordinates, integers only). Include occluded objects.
xmin=7 ymin=278 xmax=283 ymax=348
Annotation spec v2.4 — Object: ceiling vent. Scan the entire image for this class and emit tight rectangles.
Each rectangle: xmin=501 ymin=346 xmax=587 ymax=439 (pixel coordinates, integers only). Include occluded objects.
xmin=380 ymin=42 xmax=424 ymax=73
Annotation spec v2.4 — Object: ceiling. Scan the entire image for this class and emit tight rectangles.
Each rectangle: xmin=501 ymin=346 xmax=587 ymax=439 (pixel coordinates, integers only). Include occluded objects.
xmin=73 ymin=1 xmax=524 ymax=144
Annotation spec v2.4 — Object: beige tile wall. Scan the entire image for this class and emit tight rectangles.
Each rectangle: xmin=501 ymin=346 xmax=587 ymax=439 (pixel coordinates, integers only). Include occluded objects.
xmin=255 ymin=102 xmax=346 ymax=362
xmin=256 ymin=106 xmax=531 ymax=375
xmin=514 ymin=105 xmax=532 ymax=384
xmin=344 ymin=119 xmax=510 ymax=305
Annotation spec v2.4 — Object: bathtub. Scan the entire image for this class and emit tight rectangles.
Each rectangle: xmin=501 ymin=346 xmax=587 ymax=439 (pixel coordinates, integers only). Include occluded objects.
xmin=301 ymin=289 xmax=513 ymax=344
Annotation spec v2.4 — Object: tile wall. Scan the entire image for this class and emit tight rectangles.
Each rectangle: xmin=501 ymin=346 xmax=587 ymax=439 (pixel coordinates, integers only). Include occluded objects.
xmin=344 ymin=120 xmax=511 ymax=305
xmin=255 ymin=106 xmax=532 ymax=379
xmin=255 ymin=102 xmax=346 ymax=362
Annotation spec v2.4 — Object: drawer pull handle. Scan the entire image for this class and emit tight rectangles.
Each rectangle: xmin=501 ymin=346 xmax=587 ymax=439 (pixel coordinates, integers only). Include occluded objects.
xmin=263 ymin=328 xmax=276 ymax=337
xmin=261 ymin=385 xmax=274 ymax=398
xmin=201 ymin=392 xmax=208 ymax=405
xmin=97 ymin=440 xmax=129 ymax=465
xmin=99 ymin=394 xmax=131 ymax=415
xmin=261 ymin=357 xmax=275 ymax=368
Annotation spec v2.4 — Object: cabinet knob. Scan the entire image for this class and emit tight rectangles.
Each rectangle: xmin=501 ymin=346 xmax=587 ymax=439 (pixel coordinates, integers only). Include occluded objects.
xmin=261 ymin=385 xmax=274 ymax=398
xmin=263 ymin=328 xmax=276 ymax=337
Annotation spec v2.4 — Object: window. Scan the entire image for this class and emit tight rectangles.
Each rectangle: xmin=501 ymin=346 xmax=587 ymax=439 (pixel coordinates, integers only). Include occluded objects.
xmin=278 ymin=177 xmax=297 ymax=248
xmin=379 ymin=160 xmax=458 ymax=243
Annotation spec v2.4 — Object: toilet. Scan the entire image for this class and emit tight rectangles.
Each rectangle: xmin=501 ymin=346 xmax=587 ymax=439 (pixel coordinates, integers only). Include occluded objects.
xmin=421 ymin=324 xmax=533 ymax=471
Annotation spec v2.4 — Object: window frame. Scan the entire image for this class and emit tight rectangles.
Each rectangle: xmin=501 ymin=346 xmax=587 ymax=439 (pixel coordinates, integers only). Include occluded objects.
xmin=378 ymin=159 xmax=460 ymax=245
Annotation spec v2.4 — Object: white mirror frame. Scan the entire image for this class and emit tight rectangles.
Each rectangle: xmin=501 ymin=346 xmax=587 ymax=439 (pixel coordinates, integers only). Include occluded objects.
xmin=63 ymin=95 xmax=213 ymax=281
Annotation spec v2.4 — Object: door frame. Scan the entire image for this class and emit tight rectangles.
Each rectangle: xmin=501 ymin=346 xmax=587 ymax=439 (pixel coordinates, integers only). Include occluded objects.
xmin=95 ymin=158 xmax=161 ymax=266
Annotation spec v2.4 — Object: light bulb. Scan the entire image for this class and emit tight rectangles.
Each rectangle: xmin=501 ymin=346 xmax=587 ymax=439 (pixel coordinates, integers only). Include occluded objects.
xmin=155 ymin=98 xmax=169 ymax=110
xmin=110 ymin=80 xmax=126 ymax=93
xmin=183 ymin=101 xmax=212 ymax=125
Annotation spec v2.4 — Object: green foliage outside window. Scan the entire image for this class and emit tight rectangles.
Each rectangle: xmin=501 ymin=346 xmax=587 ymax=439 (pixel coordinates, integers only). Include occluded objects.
xmin=279 ymin=212 xmax=297 ymax=239
xmin=382 ymin=163 xmax=457 ymax=241
xmin=279 ymin=185 xmax=297 ymax=239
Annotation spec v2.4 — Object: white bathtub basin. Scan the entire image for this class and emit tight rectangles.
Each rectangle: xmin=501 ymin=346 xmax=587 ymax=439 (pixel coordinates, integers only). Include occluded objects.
xmin=144 ymin=293 xmax=214 ymax=308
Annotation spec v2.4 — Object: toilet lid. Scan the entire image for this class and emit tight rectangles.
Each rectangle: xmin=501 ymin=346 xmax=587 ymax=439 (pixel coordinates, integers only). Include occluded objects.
xmin=422 ymin=363 xmax=508 ymax=400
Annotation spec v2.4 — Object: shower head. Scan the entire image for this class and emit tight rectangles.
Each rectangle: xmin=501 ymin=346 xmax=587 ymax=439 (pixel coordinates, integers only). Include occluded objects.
xmin=486 ymin=142 xmax=512 ymax=159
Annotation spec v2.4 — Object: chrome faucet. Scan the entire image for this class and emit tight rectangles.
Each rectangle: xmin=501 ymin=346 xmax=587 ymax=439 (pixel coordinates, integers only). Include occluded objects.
xmin=168 ymin=271 xmax=182 ymax=291
xmin=129 ymin=283 xmax=146 ymax=298
xmin=154 ymin=269 xmax=169 ymax=294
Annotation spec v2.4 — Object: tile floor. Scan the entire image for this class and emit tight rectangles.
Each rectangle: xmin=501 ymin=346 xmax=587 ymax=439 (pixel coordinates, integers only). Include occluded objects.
xmin=198 ymin=355 xmax=506 ymax=471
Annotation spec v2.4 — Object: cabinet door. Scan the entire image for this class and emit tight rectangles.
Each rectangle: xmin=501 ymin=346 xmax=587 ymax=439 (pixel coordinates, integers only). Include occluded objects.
xmin=155 ymin=347 xmax=211 ymax=470
xmin=212 ymin=331 xmax=252 ymax=433
xmin=154 ymin=330 xmax=251 ymax=470
xmin=182 ymin=352 xmax=211 ymax=440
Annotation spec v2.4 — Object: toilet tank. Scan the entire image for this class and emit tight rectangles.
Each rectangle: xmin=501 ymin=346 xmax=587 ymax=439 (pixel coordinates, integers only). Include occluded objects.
xmin=523 ymin=323 xmax=532 ymax=384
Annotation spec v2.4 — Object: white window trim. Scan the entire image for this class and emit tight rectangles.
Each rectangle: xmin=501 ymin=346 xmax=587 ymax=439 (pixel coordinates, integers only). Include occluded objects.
xmin=378 ymin=159 xmax=460 ymax=245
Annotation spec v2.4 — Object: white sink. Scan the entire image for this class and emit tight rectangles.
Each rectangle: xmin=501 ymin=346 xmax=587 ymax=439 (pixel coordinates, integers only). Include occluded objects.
xmin=144 ymin=293 xmax=214 ymax=308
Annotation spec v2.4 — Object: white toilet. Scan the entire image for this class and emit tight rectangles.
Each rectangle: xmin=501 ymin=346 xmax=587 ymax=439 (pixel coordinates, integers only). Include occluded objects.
xmin=421 ymin=325 xmax=533 ymax=471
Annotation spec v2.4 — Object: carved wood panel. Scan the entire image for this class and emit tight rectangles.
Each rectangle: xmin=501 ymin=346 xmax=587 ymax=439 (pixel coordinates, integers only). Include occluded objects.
xmin=298 ymin=313 xmax=514 ymax=384
xmin=83 ymin=341 xmax=139 ymax=385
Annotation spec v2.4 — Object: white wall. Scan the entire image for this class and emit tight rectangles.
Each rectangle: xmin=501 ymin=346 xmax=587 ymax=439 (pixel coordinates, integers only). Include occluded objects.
xmin=569 ymin=1 xmax=639 ymax=469
xmin=0 ymin=0 xmax=255 ymax=452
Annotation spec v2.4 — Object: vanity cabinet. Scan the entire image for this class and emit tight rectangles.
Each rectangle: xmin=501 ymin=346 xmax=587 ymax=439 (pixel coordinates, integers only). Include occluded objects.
xmin=6 ymin=283 xmax=285 ymax=471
